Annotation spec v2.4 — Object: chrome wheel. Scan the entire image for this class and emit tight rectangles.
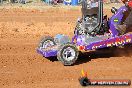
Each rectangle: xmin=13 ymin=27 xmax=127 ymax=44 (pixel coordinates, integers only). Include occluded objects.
xmin=57 ymin=43 xmax=79 ymax=66
xmin=42 ymin=40 xmax=55 ymax=49
xmin=62 ymin=47 xmax=76 ymax=61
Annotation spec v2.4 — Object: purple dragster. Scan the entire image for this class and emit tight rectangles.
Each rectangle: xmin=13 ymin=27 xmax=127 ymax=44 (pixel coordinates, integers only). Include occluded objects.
xmin=37 ymin=0 xmax=132 ymax=66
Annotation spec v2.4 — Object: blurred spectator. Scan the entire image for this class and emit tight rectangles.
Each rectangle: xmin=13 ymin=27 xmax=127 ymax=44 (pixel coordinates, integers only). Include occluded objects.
xmin=51 ymin=0 xmax=58 ymax=5
xmin=128 ymin=0 xmax=132 ymax=8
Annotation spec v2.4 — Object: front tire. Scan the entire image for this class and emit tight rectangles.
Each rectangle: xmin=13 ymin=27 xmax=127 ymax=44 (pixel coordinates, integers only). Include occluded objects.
xmin=38 ymin=36 xmax=56 ymax=49
xmin=57 ymin=43 xmax=79 ymax=66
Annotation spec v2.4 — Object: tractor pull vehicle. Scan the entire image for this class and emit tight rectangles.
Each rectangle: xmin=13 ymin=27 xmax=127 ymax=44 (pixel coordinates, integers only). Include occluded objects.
xmin=37 ymin=0 xmax=132 ymax=66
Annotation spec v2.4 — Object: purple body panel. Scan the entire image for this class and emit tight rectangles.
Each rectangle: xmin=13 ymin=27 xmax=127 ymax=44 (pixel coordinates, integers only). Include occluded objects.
xmin=37 ymin=49 xmax=57 ymax=57
xmin=109 ymin=6 xmax=128 ymax=37
xmin=85 ymin=34 xmax=132 ymax=50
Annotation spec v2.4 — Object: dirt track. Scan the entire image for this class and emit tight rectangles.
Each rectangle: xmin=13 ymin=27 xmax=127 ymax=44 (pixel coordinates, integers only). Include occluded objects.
xmin=0 ymin=6 xmax=132 ymax=88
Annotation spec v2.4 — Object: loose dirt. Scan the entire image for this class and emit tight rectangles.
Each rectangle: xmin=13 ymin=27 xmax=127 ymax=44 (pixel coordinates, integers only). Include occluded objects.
xmin=0 ymin=4 xmax=132 ymax=88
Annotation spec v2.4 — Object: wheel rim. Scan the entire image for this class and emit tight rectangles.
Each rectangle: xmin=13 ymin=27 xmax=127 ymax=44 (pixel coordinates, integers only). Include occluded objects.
xmin=62 ymin=47 xmax=76 ymax=61
xmin=42 ymin=40 xmax=54 ymax=48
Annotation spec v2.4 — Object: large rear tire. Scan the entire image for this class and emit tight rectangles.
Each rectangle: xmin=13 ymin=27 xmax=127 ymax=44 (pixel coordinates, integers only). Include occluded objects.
xmin=125 ymin=10 xmax=132 ymax=29
xmin=57 ymin=43 xmax=79 ymax=66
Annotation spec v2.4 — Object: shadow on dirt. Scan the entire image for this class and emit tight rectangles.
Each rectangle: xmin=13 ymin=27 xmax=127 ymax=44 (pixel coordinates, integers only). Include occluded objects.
xmin=75 ymin=44 xmax=132 ymax=65
xmin=44 ymin=56 xmax=58 ymax=62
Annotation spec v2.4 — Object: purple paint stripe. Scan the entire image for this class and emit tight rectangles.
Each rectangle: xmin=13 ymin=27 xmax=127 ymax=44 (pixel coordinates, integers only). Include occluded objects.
xmin=86 ymin=34 xmax=132 ymax=50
